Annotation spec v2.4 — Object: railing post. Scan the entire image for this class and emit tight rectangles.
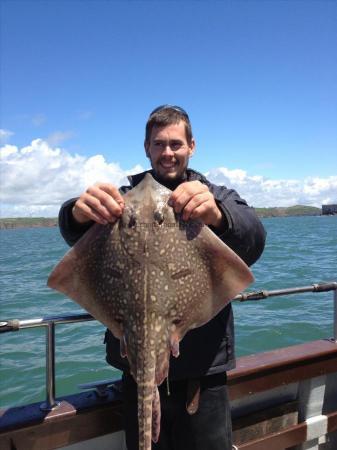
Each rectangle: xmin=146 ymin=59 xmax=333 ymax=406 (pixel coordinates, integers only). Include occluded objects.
xmin=40 ymin=322 xmax=60 ymax=411
xmin=333 ymin=289 xmax=337 ymax=342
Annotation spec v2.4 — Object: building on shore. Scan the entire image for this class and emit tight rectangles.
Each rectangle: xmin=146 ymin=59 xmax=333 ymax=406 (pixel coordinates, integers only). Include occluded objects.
xmin=322 ymin=204 xmax=337 ymax=215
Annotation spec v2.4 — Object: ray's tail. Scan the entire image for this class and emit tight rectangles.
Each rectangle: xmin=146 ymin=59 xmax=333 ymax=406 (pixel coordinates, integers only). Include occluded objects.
xmin=136 ymin=346 xmax=158 ymax=450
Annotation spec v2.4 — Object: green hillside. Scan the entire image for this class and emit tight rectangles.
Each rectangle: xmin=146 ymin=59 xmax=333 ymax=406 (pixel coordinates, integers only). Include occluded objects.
xmin=254 ymin=205 xmax=321 ymax=218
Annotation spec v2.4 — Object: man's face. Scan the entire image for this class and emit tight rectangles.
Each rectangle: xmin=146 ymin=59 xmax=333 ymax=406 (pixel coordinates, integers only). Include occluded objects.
xmin=145 ymin=121 xmax=195 ymax=181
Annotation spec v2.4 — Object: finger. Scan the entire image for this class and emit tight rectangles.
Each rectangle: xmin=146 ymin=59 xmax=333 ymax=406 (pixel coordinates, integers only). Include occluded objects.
xmin=169 ymin=181 xmax=207 ymax=213
xmin=86 ymin=185 xmax=124 ymax=218
xmin=169 ymin=182 xmax=190 ymax=204
xmin=82 ymin=193 xmax=123 ymax=222
xmin=97 ymin=183 xmax=125 ymax=207
xmin=190 ymin=198 xmax=223 ymax=227
xmin=181 ymin=193 xmax=210 ymax=221
xmin=189 ymin=201 xmax=211 ymax=223
xmin=74 ymin=201 xmax=110 ymax=225
xmin=170 ymin=190 xmax=192 ymax=214
xmin=74 ymin=197 xmax=116 ymax=225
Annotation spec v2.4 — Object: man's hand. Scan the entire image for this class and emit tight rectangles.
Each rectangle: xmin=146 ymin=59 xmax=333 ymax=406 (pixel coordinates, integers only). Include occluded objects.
xmin=72 ymin=183 xmax=125 ymax=225
xmin=169 ymin=181 xmax=224 ymax=229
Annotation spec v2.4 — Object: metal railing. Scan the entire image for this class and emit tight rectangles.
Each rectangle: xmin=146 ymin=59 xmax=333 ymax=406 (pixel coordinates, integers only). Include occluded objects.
xmin=1 ymin=282 xmax=336 ymax=411
xmin=0 ymin=313 xmax=94 ymax=411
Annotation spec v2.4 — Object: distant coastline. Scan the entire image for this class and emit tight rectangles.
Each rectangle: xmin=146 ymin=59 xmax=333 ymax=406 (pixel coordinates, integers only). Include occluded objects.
xmin=254 ymin=205 xmax=321 ymax=218
xmin=0 ymin=218 xmax=58 ymax=229
xmin=0 ymin=205 xmax=324 ymax=229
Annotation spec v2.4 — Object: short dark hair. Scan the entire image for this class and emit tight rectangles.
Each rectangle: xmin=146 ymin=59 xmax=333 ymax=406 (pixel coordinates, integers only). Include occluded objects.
xmin=145 ymin=105 xmax=193 ymax=146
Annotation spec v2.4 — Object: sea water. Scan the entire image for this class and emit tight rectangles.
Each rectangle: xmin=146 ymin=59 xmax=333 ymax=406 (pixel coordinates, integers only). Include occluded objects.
xmin=0 ymin=216 xmax=336 ymax=408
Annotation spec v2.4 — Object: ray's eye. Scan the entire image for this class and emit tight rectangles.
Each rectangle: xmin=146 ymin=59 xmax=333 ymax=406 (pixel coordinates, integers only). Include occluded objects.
xmin=172 ymin=319 xmax=182 ymax=326
xmin=154 ymin=210 xmax=164 ymax=225
xmin=128 ymin=214 xmax=137 ymax=228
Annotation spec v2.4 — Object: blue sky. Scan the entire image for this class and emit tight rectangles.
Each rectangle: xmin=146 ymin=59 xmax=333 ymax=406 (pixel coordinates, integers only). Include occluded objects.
xmin=1 ymin=0 xmax=336 ymax=215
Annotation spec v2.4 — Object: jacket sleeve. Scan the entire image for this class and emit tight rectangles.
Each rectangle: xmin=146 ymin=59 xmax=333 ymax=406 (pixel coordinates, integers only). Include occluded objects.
xmin=58 ymin=198 xmax=94 ymax=247
xmin=208 ymin=184 xmax=266 ymax=267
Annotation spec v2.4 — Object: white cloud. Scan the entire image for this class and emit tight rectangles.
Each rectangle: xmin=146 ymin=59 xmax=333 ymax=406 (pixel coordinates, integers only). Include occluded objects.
xmin=206 ymin=167 xmax=337 ymax=208
xmin=0 ymin=139 xmax=143 ymax=217
xmin=0 ymin=129 xmax=14 ymax=144
xmin=1 ymin=139 xmax=336 ymax=217
xmin=46 ymin=130 xmax=76 ymax=146
xmin=32 ymin=114 xmax=47 ymax=127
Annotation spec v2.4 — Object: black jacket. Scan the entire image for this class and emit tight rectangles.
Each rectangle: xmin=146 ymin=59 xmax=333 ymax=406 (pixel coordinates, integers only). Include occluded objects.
xmin=58 ymin=169 xmax=266 ymax=379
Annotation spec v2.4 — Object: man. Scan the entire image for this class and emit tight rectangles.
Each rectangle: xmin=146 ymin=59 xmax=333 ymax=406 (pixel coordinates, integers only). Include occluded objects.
xmin=59 ymin=105 xmax=266 ymax=450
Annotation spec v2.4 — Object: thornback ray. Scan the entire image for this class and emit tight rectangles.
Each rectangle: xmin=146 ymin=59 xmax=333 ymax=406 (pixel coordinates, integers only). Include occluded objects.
xmin=48 ymin=173 xmax=254 ymax=450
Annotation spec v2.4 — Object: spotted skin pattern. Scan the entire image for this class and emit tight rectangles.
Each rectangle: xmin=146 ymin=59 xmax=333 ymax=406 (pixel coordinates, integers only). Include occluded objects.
xmin=48 ymin=174 xmax=253 ymax=450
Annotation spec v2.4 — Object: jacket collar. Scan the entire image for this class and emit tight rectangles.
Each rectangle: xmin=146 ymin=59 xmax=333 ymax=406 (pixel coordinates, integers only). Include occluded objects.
xmin=127 ymin=168 xmax=207 ymax=190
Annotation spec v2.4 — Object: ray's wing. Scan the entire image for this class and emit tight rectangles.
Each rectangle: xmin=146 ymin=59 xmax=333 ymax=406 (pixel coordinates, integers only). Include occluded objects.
xmin=160 ymin=220 xmax=254 ymax=339
xmin=198 ymin=224 xmax=254 ymax=313
xmin=48 ymin=222 xmax=128 ymax=339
